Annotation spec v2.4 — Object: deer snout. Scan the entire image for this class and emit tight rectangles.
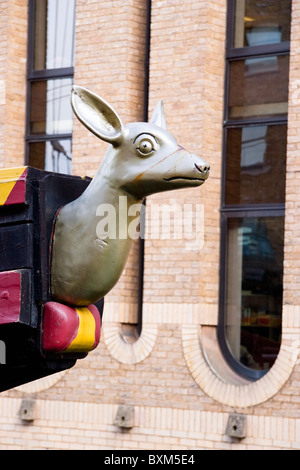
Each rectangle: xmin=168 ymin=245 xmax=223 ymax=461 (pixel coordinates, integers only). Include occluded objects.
xmin=194 ymin=162 xmax=210 ymax=180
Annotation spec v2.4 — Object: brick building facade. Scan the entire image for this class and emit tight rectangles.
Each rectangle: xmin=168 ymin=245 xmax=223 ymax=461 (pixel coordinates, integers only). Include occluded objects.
xmin=0 ymin=0 xmax=299 ymax=450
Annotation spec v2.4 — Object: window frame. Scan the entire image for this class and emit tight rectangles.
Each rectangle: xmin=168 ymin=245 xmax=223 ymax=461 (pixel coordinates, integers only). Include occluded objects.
xmin=218 ymin=208 xmax=285 ymax=381
xmin=226 ymin=0 xmax=291 ymax=59
xmin=25 ymin=0 xmax=75 ymax=168
xmin=218 ymin=0 xmax=290 ymax=381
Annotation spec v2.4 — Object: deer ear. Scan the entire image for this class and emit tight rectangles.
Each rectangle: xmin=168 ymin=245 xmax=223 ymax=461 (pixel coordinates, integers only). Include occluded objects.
xmin=150 ymin=100 xmax=167 ymax=130
xmin=71 ymin=85 xmax=124 ymax=145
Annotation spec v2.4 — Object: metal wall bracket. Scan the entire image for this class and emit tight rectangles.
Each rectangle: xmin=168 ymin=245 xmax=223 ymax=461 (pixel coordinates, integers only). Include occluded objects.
xmin=225 ymin=413 xmax=246 ymax=439
xmin=18 ymin=398 xmax=37 ymax=422
xmin=114 ymin=405 xmax=134 ymax=429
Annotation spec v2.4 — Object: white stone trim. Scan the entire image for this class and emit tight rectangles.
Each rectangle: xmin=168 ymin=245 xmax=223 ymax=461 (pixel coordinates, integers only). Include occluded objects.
xmin=0 ymin=397 xmax=298 ymax=449
xmin=101 ymin=301 xmax=217 ymax=365
xmin=103 ymin=321 xmax=158 ymax=364
xmin=14 ymin=370 xmax=68 ymax=394
xmin=182 ymin=304 xmax=300 ymax=407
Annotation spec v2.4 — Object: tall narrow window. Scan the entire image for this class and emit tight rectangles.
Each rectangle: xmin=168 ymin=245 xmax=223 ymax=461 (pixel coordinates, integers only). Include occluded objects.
xmin=26 ymin=0 xmax=76 ymax=174
xmin=219 ymin=0 xmax=291 ymax=380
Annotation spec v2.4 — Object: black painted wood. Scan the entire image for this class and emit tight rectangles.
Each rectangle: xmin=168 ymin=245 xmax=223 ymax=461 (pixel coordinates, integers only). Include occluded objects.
xmin=0 ymin=167 xmax=104 ymax=392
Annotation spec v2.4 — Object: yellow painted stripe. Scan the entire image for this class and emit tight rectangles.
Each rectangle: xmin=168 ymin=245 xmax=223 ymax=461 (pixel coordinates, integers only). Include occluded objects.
xmin=65 ymin=307 xmax=96 ymax=352
xmin=0 ymin=166 xmax=27 ymax=205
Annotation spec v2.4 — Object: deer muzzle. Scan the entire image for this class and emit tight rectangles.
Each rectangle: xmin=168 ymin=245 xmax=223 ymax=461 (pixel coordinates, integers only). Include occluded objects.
xmin=162 ymin=150 xmax=210 ymax=184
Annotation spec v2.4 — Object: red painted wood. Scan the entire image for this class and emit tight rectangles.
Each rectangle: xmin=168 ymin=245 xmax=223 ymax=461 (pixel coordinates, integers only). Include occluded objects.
xmin=0 ymin=271 xmax=21 ymax=324
xmin=42 ymin=302 xmax=101 ymax=353
xmin=42 ymin=302 xmax=79 ymax=352
xmin=5 ymin=167 xmax=28 ymax=206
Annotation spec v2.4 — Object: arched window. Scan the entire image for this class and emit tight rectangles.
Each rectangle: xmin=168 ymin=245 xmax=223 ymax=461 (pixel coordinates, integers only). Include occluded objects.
xmin=26 ymin=0 xmax=76 ymax=174
xmin=218 ymin=0 xmax=292 ymax=380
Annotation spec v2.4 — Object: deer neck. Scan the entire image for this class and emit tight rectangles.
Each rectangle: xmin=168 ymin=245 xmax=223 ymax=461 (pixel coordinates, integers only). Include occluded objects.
xmin=77 ymin=148 xmax=138 ymax=209
xmin=51 ymin=151 xmax=143 ymax=306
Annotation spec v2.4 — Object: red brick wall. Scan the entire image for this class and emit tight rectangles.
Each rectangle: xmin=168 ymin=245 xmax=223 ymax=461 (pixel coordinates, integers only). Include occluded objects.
xmin=284 ymin=0 xmax=300 ymax=306
xmin=0 ymin=0 xmax=299 ymax=451
xmin=72 ymin=0 xmax=149 ymax=316
xmin=0 ymin=0 xmax=27 ymax=169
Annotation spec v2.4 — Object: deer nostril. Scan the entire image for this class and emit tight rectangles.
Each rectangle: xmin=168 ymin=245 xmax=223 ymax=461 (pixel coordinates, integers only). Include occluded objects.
xmin=195 ymin=163 xmax=210 ymax=174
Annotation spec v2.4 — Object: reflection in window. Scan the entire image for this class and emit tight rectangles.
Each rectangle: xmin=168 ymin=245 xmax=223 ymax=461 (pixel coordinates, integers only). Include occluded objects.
xmin=27 ymin=0 xmax=75 ymax=174
xmin=240 ymin=126 xmax=267 ymax=167
xmin=226 ymin=217 xmax=284 ymax=371
xmin=245 ymin=56 xmax=278 ymax=76
xmin=228 ymin=55 xmax=290 ymax=120
xmin=28 ymin=139 xmax=72 ymax=174
xmin=225 ymin=125 xmax=287 ymax=205
xmin=34 ymin=0 xmax=76 ymax=70
xmin=246 ymin=27 xmax=282 ymax=47
xmin=220 ymin=0 xmax=291 ymax=379
xmin=234 ymin=0 xmax=292 ymax=48
xmin=45 ymin=140 xmax=72 ymax=173
xmin=30 ymin=79 xmax=74 ymax=135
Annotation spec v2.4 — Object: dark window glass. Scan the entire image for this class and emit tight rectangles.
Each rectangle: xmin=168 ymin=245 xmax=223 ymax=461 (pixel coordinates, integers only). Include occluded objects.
xmin=33 ymin=0 xmax=76 ymax=70
xmin=225 ymin=216 xmax=284 ymax=371
xmin=219 ymin=0 xmax=291 ymax=379
xmin=234 ymin=0 xmax=292 ymax=48
xmin=225 ymin=124 xmax=287 ymax=205
xmin=27 ymin=0 xmax=75 ymax=174
xmin=28 ymin=139 xmax=72 ymax=174
xmin=228 ymin=55 xmax=290 ymax=120
xmin=30 ymin=78 xmax=74 ymax=135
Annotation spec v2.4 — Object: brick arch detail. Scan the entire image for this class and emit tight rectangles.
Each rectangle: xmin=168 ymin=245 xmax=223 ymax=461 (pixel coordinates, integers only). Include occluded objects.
xmin=103 ymin=322 xmax=158 ymax=365
xmin=182 ymin=306 xmax=300 ymax=407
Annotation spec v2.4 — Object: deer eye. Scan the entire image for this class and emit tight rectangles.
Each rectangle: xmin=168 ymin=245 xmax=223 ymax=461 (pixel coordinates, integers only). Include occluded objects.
xmin=136 ymin=135 xmax=156 ymax=156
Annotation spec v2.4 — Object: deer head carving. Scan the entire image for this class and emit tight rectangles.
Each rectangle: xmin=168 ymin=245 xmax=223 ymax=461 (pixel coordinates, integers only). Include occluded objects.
xmin=50 ymin=86 xmax=210 ymax=307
